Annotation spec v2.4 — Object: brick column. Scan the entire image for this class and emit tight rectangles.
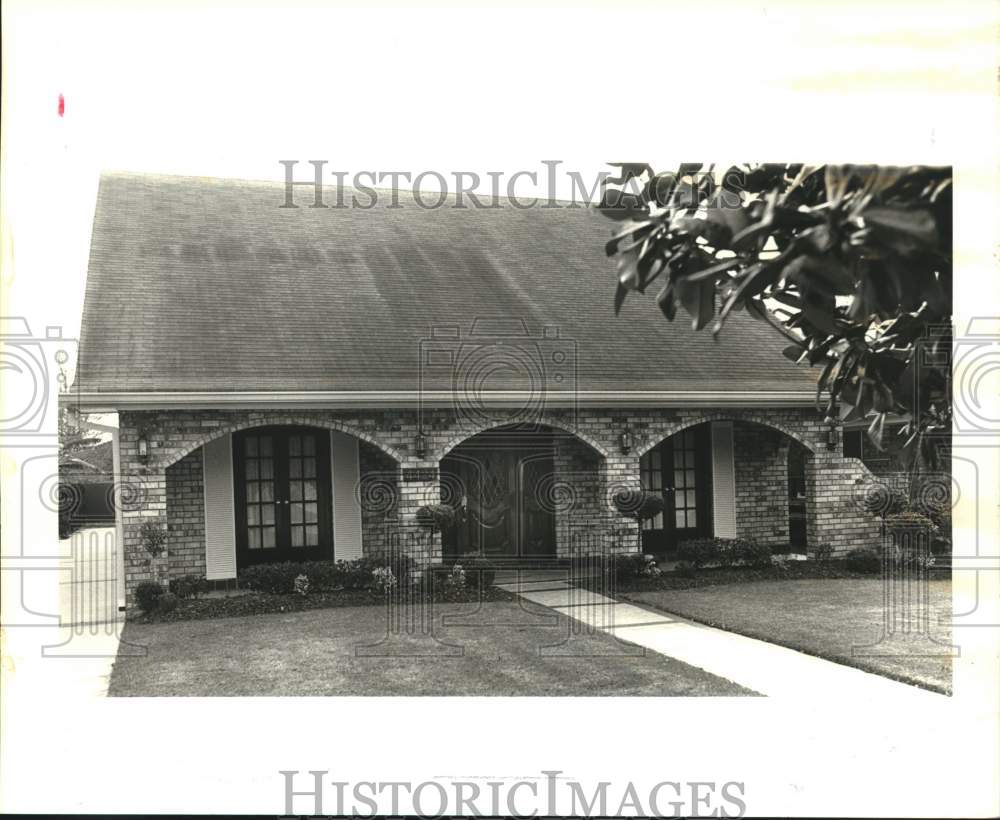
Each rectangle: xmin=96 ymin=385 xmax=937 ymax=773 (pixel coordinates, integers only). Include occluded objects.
xmin=118 ymin=425 xmax=169 ymax=605
xmin=604 ymin=452 xmax=641 ymax=555
xmin=805 ymin=452 xmax=881 ymax=556
xmin=397 ymin=462 xmax=442 ymax=569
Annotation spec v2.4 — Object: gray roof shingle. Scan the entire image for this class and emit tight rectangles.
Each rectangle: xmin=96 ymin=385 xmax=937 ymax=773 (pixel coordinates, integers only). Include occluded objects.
xmin=74 ymin=172 xmax=818 ymax=398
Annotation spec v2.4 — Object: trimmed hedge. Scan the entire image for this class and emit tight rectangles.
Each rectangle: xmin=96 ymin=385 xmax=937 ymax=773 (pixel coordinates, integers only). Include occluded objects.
xmin=676 ymin=537 xmax=773 ymax=569
xmin=238 ymin=554 xmax=415 ymax=595
xmin=844 ymin=547 xmax=882 ymax=574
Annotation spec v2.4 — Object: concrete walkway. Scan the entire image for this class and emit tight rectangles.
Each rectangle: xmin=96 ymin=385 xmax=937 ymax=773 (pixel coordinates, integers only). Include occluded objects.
xmin=495 ymin=569 xmax=947 ymax=701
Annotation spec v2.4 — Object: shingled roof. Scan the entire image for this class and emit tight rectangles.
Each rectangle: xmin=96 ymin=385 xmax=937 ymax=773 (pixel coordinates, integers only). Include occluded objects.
xmin=73 ymin=172 xmax=817 ymax=406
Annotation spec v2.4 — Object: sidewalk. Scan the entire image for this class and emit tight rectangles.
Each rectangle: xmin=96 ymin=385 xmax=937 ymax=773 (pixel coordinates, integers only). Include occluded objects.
xmin=495 ymin=570 xmax=948 ymax=702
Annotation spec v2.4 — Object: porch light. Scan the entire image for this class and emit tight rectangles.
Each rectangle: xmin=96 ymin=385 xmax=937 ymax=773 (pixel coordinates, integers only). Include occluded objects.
xmin=414 ymin=432 xmax=427 ymax=459
xmin=137 ymin=434 xmax=149 ymax=461
xmin=826 ymin=422 xmax=839 ymax=452
xmin=619 ymin=426 xmax=633 ymax=454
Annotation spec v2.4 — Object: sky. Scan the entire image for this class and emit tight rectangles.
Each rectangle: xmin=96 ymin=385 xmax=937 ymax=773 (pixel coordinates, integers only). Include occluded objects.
xmin=2 ymin=0 xmax=995 ymax=349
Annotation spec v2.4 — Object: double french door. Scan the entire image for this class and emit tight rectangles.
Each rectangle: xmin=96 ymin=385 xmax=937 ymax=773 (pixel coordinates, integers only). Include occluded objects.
xmin=639 ymin=424 xmax=712 ymax=553
xmin=233 ymin=427 xmax=333 ymax=566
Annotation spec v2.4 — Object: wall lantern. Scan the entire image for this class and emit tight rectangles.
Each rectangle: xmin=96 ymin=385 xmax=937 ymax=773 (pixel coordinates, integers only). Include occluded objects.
xmin=414 ymin=432 xmax=427 ymax=459
xmin=137 ymin=434 xmax=149 ymax=461
xmin=619 ymin=426 xmax=633 ymax=454
xmin=826 ymin=422 xmax=839 ymax=452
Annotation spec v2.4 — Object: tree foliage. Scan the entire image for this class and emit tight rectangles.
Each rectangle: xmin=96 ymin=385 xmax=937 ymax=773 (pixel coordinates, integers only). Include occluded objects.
xmin=600 ymin=163 xmax=952 ymax=471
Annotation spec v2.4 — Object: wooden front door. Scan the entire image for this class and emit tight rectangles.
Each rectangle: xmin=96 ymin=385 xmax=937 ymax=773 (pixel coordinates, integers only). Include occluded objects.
xmin=441 ymin=430 xmax=556 ymax=560
xmin=640 ymin=424 xmax=712 ymax=553
xmin=233 ymin=427 xmax=333 ymax=567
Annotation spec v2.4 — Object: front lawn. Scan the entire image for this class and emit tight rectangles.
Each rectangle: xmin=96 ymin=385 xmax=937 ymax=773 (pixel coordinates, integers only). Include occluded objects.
xmin=622 ymin=578 xmax=953 ymax=693
xmin=109 ymin=599 xmax=757 ymax=696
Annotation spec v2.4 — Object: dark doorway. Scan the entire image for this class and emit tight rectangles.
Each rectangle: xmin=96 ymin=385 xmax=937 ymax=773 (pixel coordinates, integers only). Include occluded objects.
xmin=788 ymin=440 xmax=808 ymax=549
xmin=639 ymin=423 xmax=713 ymax=553
xmin=232 ymin=426 xmax=333 ymax=567
xmin=440 ymin=426 xmax=557 ymax=560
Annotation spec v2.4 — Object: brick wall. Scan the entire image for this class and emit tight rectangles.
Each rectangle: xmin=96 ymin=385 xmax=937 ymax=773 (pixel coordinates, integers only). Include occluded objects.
xmin=115 ymin=405 xmax=882 ymax=601
xmin=734 ymin=421 xmax=790 ymax=546
xmin=165 ymin=449 xmax=206 ymax=576
xmin=358 ymin=441 xmax=400 ymax=557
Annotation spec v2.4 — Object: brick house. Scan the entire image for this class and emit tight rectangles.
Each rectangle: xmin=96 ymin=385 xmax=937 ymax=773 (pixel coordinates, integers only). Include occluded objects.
xmin=68 ymin=173 xmax=882 ymax=605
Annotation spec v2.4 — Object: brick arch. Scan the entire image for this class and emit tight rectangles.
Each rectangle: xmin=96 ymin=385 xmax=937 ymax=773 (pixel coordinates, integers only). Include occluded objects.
xmin=635 ymin=412 xmax=819 ymax=457
xmin=436 ymin=421 xmax=609 ymax=461
xmin=158 ymin=416 xmax=404 ymax=469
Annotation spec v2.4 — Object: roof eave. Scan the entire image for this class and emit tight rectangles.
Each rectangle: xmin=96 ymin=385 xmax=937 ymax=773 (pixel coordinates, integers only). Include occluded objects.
xmin=61 ymin=390 xmax=818 ymax=412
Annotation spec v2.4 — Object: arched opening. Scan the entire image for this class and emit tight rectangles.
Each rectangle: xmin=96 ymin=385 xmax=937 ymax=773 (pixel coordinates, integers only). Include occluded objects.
xmin=163 ymin=423 xmax=399 ymax=581
xmin=440 ymin=423 xmax=605 ymax=561
xmin=639 ymin=419 xmax=810 ymax=555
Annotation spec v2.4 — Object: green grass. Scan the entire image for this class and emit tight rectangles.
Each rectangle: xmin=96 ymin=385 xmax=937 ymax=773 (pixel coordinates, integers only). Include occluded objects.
xmin=109 ymin=599 xmax=756 ymax=697
xmin=622 ymin=578 xmax=953 ymax=693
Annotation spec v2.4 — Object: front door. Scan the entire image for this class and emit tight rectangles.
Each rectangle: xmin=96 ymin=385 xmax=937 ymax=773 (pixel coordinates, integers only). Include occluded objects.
xmin=233 ymin=427 xmax=333 ymax=567
xmin=440 ymin=429 xmax=556 ymax=560
xmin=640 ymin=424 xmax=712 ymax=553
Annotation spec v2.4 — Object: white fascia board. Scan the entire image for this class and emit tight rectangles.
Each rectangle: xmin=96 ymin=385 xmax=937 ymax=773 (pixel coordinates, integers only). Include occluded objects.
xmin=62 ymin=390 xmax=817 ymax=412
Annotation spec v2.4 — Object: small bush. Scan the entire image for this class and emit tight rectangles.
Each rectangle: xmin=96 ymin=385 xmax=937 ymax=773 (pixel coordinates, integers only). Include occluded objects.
xmin=415 ymin=503 xmax=459 ymax=533
xmin=612 ymin=489 xmax=665 ymax=523
xmin=240 ymin=562 xmax=300 ymax=594
xmin=134 ymin=581 xmax=164 ymax=613
xmin=885 ymin=511 xmax=937 ymax=533
xmin=457 ymin=556 xmax=497 ymax=589
xmin=156 ymin=591 xmax=179 ymax=614
xmin=139 ymin=521 xmax=167 ymax=555
xmin=676 ymin=537 xmax=722 ymax=569
xmin=809 ymin=542 xmax=834 ymax=562
xmin=169 ymin=574 xmax=209 ymax=599
xmin=845 ymin=547 xmax=882 ymax=574
xmin=371 ymin=566 xmax=396 ymax=594
xmin=611 ymin=552 xmax=648 ymax=582
xmin=737 ymin=538 xmax=773 ymax=568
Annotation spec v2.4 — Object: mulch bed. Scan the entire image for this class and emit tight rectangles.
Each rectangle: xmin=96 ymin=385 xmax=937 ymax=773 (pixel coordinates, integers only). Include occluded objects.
xmin=133 ymin=585 xmax=517 ymax=624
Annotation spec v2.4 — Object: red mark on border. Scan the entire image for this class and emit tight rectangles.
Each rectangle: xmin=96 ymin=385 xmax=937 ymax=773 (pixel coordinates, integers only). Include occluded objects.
xmin=58 ymin=94 xmax=65 ymax=117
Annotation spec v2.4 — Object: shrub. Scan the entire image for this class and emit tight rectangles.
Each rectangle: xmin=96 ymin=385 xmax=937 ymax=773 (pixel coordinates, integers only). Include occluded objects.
xmin=457 ymin=556 xmax=497 ymax=589
xmin=845 ymin=547 xmax=882 ymax=574
xmin=169 ymin=574 xmax=209 ymax=599
xmin=885 ymin=511 xmax=937 ymax=533
xmin=611 ymin=552 xmax=648 ymax=583
xmin=139 ymin=521 xmax=167 ymax=555
xmin=134 ymin=581 xmax=164 ymax=613
xmin=415 ymin=503 xmax=459 ymax=533
xmin=737 ymin=538 xmax=773 ymax=568
xmin=371 ymin=566 xmax=396 ymax=594
xmin=240 ymin=562 xmax=300 ymax=594
xmin=612 ymin=489 xmax=665 ymax=522
xmin=156 ymin=591 xmax=179 ymax=614
xmin=675 ymin=537 xmax=722 ymax=569
xmin=809 ymin=542 xmax=834 ymax=562
xmin=293 ymin=573 xmax=310 ymax=596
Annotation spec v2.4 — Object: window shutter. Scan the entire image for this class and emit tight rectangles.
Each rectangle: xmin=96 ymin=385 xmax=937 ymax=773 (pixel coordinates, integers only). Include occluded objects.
xmin=330 ymin=431 xmax=363 ymax=560
xmin=202 ymin=434 xmax=237 ymax=579
xmin=711 ymin=421 xmax=737 ymax=538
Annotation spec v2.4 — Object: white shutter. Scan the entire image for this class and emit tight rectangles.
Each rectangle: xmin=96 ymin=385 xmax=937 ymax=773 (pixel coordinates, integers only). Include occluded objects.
xmin=202 ymin=435 xmax=237 ymax=579
xmin=330 ymin=431 xmax=363 ymax=560
xmin=711 ymin=421 xmax=737 ymax=538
